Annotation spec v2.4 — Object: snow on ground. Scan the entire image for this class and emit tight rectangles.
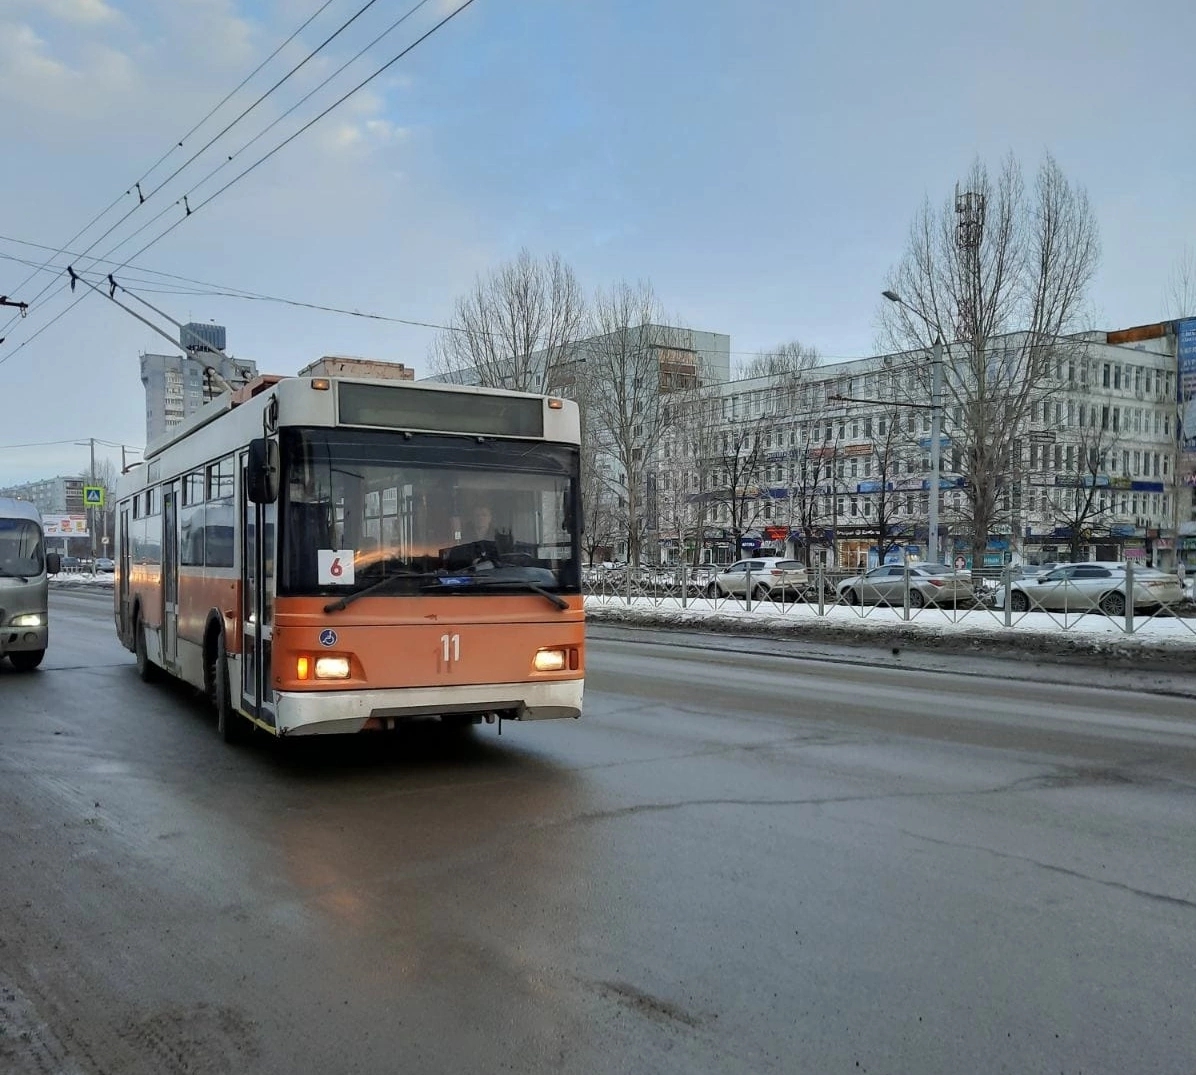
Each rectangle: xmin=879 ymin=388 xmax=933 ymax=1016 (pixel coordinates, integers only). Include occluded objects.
xmin=51 ymin=573 xmax=114 ymax=588
xmin=584 ymin=594 xmax=1196 ymax=648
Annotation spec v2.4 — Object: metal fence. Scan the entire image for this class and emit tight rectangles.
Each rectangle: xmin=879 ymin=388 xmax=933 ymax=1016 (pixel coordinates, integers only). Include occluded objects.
xmin=582 ymin=561 xmax=1196 ymax=637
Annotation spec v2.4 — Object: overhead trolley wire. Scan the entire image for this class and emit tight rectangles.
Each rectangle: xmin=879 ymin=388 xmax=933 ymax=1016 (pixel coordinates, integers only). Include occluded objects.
xmin=0 ymin=0 xmax=480 ymax=368
xmin=0 ymin=0 xmax=342 ymax=339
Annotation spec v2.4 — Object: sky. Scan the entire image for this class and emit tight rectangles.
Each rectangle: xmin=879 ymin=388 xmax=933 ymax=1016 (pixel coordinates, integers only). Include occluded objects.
xmin=1 ymin=0 xmax=1194 ymax=484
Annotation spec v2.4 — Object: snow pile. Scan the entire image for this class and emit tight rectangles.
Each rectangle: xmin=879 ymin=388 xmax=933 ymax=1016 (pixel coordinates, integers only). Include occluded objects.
xmin=584 ymin=594 xmax=1196 ymax=655
xmin=50 ymin=573 xmax=114 ymax=588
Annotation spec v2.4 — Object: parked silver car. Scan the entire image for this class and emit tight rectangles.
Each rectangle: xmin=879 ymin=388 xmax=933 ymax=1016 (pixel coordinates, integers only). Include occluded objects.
xmin=836 ymin=563 xmax=976 ymax=608
xmin=706 ymin=558 xmax=810 ymax=600
xmin=990 ymin=562 xmax=1184 ymax=615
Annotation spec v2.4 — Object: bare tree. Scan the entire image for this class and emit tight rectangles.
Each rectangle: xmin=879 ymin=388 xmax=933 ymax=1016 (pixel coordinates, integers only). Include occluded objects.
xmin=880 ymin=152 xmax=1100 ymax=568
xmin=1165 ymin=245 xmax=1196 ymax=320
xmin=785 ymin=431 xmax=839 ymax=568
xmin=1038 ymin=420 xmax=1122 ymax=564
xmin=699 ymin=417 xmax=778 ymax=560
xmin=579 ymin=282 xmax=698 ymax=567
xmin=429 ymin=249 xmax=586 ymax=392
xmin=734 ymin=339 xmax=821 ymax=380
xmin=854 ymin=410 xmax=914 ymax=565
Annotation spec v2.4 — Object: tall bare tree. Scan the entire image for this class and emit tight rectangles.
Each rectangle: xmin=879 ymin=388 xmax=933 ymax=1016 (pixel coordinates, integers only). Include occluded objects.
xmin=699 ymin=417 xmax=778 ymax=559
xmin=1165 ymin=244 xmax=1196 ymax=320
xmin=1038 ymin=419 xmax=1122 ymax=564
xmin=785 ymin=429 xmax=839 ymax=568
xmin=880 ymin=152 xmax=1100 ymax=568
xmin=854 ymin=409 xmax=914 ymax=565
xmin=734 ymin=339 xmax=821 ymax=380
xmin=579 ymin=281 xmax=697 ymax=566
xmin=429 ymin=249 xmax=586 ymax=391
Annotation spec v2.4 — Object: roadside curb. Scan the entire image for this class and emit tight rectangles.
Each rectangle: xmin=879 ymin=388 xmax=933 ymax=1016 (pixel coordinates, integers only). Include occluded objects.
xmin=585 ymin=603 xmax=1196 ymax=674
xmin=49 ymin=581 xmax=114 ymax=593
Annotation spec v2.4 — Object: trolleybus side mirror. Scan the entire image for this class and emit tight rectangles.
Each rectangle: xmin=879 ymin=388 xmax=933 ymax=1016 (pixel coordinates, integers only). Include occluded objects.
xmin=247 ymin=438 xmax=280 ymax=504
xmin=45 ymin=552 xmax=61 ymax=576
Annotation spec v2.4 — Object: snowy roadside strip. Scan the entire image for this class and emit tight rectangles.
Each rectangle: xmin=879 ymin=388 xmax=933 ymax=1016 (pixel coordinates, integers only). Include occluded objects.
xmin=50 ymin=575 xmax=114 ymax=589
xmin=584 ymin=596 xmax=1196 ymax=672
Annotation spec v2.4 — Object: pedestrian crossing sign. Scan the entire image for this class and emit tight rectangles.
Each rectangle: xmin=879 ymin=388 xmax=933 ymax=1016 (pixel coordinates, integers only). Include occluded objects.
xmin=83 ymin=486 xmax=104 ymax=507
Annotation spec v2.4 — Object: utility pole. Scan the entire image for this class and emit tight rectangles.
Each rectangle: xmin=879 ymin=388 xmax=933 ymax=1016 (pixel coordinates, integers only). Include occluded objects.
xmin=928 ymin=338 xmax=943 ymax=564
xmin=882 ymin=290 xmax=946 ymax=565
xmin=89 ymin=437 xmax=97 ymax=562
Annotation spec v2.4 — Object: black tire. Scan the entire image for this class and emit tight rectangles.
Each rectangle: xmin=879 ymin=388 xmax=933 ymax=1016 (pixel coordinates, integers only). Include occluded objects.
xmin=1010 ymin=591 xmax=1030 ymax=613
xmin=843 ymin=587 xmax=860 ymax=606
xmin=1100 ymin=591 xmax=1127 ymax=618
xmin=8 ymin=649 xmax=44 ymax=672
xmin=213 ymin=633 xmax=246 ymax=744
xmin=134 ymin=613 xmax=157 ymax=682
xmin=705 ymin=582 xmax=718 ymax=598
xmin=751 ymin=584 xmax=768 ymax=602
xmin=908 ymin=589 xmax=925 ymax=609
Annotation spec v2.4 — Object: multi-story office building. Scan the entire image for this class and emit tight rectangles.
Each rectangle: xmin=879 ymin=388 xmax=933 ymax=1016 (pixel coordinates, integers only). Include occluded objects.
xmin=655 ymin=321 xmax=1188 ymax=570
xmin=140 ymin=323 xmax=258 ymax=444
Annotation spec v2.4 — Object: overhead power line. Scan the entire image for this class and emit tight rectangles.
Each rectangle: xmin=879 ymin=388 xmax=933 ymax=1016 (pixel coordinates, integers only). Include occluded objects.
xmin=89 ymin=0 xmax=436 ymax=265
xmin=0 ymin=0 xmax=479 ymax=367
xmin=114 ymin=0 xmax=480 ymax=272
xmin=5 ymin=0 xmax=391 ymax=338
xmin=0 ymin=0 xmax=342 ymax=339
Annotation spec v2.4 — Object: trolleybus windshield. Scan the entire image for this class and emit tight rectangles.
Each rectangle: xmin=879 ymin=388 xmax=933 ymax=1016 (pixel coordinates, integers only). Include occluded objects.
xmin=277 ymin=428 xmax=580 ymax=600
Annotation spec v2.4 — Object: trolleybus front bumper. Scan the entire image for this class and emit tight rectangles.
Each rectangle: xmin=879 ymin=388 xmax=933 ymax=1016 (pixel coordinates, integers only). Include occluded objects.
xmin=273 ymin=678 xmax=583 ymax=736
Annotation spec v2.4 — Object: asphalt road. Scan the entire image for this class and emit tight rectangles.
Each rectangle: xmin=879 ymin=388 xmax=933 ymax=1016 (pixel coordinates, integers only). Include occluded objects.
xmin=3 ymin=590 xmax=1195 ymax=1075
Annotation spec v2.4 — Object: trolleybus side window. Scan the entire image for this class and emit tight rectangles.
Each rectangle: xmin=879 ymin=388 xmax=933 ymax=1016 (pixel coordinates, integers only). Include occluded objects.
xmin=180 ymin=471 xmax=206 ymax=566
xmin=205 ymin=457 xmax=236 ymax=569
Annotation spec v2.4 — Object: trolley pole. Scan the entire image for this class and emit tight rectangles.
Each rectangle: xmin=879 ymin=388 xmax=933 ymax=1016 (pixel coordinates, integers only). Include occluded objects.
xmin=89 ymin=437 xmax=97 ymax=561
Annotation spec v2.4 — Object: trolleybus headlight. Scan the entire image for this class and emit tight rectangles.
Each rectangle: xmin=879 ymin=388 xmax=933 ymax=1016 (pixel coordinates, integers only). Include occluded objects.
xmin=10 ymin=614 xmax=44 ymax=627
xmin=532 ymin=648 xmax=567 ymax=672
xmin=314 ymin=655 xmax=351 ymax=679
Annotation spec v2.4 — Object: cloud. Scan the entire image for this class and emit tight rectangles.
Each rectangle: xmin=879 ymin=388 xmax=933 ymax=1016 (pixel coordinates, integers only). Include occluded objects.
xmin=1 ymin=0 xmax=119 ymax=24
xmin=46 ymin=0 xmax=118 ymax=23
xmin=0 ymin=22 xmax=135 ymax=117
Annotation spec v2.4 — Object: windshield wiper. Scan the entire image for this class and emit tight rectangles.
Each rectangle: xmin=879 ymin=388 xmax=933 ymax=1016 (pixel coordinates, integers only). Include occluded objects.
xmin=324 ymin=571 xmax=439 ymax=613
xmin=429 ymin=577 xmax=569 ymax=611
xmin=0 ymin=566 xmax=29 ymax=582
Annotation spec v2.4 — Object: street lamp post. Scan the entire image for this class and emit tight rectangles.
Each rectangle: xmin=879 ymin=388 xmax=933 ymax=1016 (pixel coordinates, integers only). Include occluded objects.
xmin=883 ymin=291 xmax=944 ymax=565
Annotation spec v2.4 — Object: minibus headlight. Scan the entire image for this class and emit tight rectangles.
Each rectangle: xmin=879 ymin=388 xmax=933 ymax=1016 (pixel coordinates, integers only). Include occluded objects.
xmin=10 ymin=614 xmax=44 ymax=628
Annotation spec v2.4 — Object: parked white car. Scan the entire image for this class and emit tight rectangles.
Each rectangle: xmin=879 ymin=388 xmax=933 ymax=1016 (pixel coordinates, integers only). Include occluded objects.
xmin=836 ymin=563 xmax=977 ymax=608
xmin=990 ymin=562 xmax=1184 ymax=616
xmin=706 ymin=558 xmax=810 ymax=600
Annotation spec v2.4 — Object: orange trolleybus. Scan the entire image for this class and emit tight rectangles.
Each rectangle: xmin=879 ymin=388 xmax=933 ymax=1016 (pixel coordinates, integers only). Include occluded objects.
xmin=114 ymin=374 xmax=584 ymax=741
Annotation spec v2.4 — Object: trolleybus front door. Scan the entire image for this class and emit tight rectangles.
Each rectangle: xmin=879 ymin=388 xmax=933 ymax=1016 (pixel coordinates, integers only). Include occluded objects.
xmin=161 ymin=483 xmax=179 ymax=670
xmin=240 ymin=453 xmax=275 ymax=727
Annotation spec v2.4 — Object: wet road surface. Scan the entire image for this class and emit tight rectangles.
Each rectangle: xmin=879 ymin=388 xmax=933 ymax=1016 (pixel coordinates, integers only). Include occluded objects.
xmin=2 ymin=590 xmax=1195 ymax=1074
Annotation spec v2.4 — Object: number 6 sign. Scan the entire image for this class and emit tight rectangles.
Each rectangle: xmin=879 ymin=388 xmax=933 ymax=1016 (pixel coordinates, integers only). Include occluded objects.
xmin=318 ymin=549 xmax=356 ymax=586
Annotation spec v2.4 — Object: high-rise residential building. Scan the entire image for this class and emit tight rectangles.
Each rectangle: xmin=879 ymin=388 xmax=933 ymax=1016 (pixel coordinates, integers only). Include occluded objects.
xmin=0 ymin=475 xmax=84 ymax=515
xmin=140 ymin=323 xmax=257 ymax=444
